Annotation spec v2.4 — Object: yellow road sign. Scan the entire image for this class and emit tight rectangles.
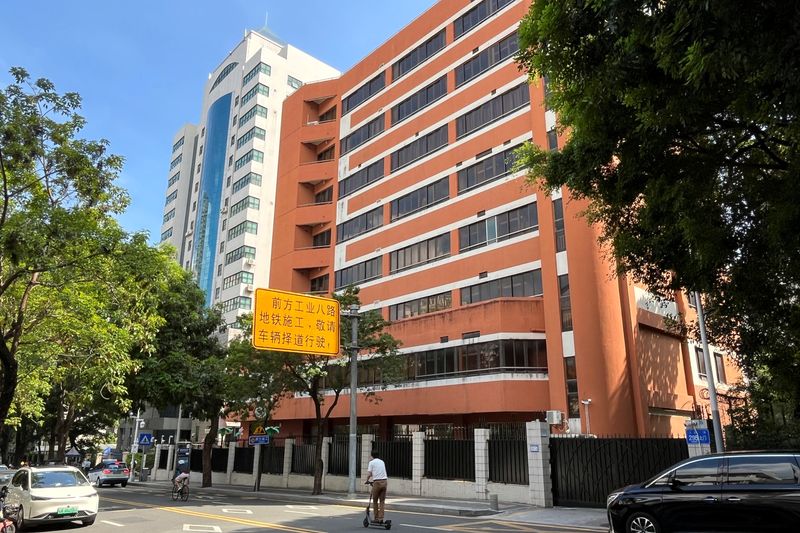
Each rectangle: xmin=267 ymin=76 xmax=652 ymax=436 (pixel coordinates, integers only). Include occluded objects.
xmin=252 ymin=288 xmax=340 ymax=356
xmin=251 ymin=425 xmax=266 ymax=435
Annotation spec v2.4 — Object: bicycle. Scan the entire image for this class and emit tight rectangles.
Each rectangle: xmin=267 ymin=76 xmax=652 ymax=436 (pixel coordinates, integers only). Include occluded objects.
xmin=171 ymin=478 xmax=189 ymax=502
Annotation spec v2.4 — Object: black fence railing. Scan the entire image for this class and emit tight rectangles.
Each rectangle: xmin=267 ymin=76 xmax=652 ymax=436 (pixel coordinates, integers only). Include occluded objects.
xmin=261 ymin=445 xmax=285 ymax=475
xmin=158 ymin=449 xmax=168 ymax=469
xmin=211 ymin=447 xmax=228 ymax=472
xmin=424 ymin=439 xmax=475 ymax=481
xmin=292 ymin=443 xmax=317 ymax=475
xmin=374 ymin=439 xmax=412 ymax=479
xmin=233 ymin=447 xmax=254 ymax=473
xmin=328 ymin=436 xmax=361 ymax=476
xmin=550 ymin=436 xmax=689 ymax=507
xmin=190 ymin=448 xmax=203 ymax=471
xmin=488 ymin=439 xmax=528 ymax=485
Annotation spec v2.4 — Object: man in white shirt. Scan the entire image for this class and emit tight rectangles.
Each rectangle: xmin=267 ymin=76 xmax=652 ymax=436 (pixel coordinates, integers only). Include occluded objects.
xmin=366 ymin=449 xmax=388 ymax=522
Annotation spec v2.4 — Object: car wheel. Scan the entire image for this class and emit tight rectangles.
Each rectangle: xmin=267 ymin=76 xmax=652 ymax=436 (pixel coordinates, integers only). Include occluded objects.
xmin=82 ymin=515 xmax=96 ymax=526
xmin=121 ymin=481 xmax=127 ymax=487
xmin=15 ymin=505 xmax=24 ymax=531
xmin=626 ymin=512 xmax=660 ymax=533
xmin=95 ymin=477 xmax=103 ymax=488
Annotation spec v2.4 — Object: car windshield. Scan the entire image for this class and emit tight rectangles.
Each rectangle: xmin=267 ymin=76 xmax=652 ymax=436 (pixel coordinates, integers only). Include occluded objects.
xmin=31 ymin=471 xmax=89 ymax=488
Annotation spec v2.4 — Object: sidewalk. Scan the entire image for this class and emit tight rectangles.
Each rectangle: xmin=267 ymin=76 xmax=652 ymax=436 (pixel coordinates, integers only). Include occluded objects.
xmin=134 ymin=481 xmax=608 ymax=530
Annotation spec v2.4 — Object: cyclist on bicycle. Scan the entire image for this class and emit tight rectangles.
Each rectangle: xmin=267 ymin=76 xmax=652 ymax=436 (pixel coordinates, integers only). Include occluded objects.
xmin=173 ymin=466 xmax=189 ymax=489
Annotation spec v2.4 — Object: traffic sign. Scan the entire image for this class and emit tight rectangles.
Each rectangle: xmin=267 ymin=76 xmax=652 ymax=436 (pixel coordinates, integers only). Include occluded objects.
xmin=696 ymin=428 xmax=711 ymax=444
xmin=252 ymin=288 xmax=340 ymax=356
xmin=252 ymin=425 xmax=266 ymax=436
xmin=138 ymin=433 xmax=153 ymax=446
xmin=249 ymin=435 xmax=270 ymax=446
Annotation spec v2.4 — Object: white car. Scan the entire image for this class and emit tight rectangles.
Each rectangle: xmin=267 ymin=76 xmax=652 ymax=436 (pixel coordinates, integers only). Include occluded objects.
xmin=5 ymin=465 xmax=98 ymax=529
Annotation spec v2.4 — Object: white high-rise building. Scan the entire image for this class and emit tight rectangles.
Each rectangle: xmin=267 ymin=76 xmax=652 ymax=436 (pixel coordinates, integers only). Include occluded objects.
xmin=159 ymin=27 xmax=339 ymax=334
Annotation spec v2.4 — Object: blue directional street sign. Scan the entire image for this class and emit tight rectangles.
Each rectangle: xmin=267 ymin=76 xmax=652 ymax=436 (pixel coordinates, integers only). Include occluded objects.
xmin=138 ymin=433 xmax=154 ymax=446
xmin=248 ymin=435 xmax=270 ymax=446
xmin=696 ymin=428 xmax=711 ymax=445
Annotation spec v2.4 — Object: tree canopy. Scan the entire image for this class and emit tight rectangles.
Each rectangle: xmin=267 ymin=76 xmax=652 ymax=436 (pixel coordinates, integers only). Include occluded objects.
xmin=516 ymin=1 xmax=800 ymax=444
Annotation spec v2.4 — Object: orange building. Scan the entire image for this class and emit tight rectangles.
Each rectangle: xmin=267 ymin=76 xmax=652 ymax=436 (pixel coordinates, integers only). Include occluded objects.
xmin=268 ymin=0 xmax=739 ymax=439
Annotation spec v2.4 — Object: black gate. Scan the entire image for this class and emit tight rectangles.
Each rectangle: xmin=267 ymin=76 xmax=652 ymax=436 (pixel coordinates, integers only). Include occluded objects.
xmin=549 ymin=436 xmax=688 ymax=507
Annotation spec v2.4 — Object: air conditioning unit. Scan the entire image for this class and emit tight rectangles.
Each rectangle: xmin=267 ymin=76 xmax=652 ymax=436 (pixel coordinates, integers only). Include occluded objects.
xmin=307 ymin=120 xmax=319 ymax=126
xmin=244 ymin=284 xmax=254 ymax=293
xmin=221 ymin=206 xmax=228 ymax=214
xmin=545 ymin=410 xmax=563 ymax=425
xmin=245 ymin=258 xmax=255 ymax=266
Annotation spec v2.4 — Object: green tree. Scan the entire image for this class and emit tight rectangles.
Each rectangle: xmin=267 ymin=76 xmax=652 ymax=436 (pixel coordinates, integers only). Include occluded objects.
xmin=516 ymin=1 xmax=800 ymax=442
xmin=0 ymin=67 xmax=130 ymax=426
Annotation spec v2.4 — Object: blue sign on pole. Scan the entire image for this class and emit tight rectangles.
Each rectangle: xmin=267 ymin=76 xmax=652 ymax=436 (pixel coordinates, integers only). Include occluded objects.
xmin=696 ymin=429 xmax=711 ymax=445
xmin=138 ymin=433 xmax=154 ymax=446
xmin=685 ymin=429 xmax=699 ymax=444
xmin=248 ymin=435 xmax=270 ymax=446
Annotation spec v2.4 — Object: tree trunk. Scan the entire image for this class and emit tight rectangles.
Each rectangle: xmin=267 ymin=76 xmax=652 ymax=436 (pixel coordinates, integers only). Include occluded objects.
xmin=0 ymin=342 xmax=18 ymax=428
xmin=56 ymin=404 xmax=76 ymax=462
xmin=311 ymin=390 xmax=325 ymax=495
xmin=202 ymin=415 xmax=219 ymax=488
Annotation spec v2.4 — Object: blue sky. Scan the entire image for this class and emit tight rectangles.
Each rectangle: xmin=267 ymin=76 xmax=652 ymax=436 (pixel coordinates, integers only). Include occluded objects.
xmin=0 ymin=0 xmax=433 ymax=241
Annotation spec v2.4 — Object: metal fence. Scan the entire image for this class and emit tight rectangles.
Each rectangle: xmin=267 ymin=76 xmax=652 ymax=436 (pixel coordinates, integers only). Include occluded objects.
xmin=374 ymin=438 xmax=412 ymax=479
xmin=233 ymin=447 xmax=254 ymax=473
xmin=292 ymin=443 xmax=317 ymax=475
xmin=190 ymin=448 xmax=203 ymax=471
xmin=550 ymin=436 xmax=689 ymax=507
xmin=328 ymin=436 xmax=361 ymax=476
xmin=211 ymin=447 xmax=228 ymax=472
xmin=424 ymin=439 xmax=475 ymax=481
xmin=488 ymin=438 xmax=528 ymax=485
xmin=261 ymin=445 xmax=285 ymax=475
xmin=158 ymin=449 xmax=168 ymax=469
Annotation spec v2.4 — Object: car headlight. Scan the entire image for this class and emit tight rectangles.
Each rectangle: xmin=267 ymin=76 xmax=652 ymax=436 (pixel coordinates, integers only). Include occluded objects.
xmin=607 ymin=491 xmax=623 ymax=507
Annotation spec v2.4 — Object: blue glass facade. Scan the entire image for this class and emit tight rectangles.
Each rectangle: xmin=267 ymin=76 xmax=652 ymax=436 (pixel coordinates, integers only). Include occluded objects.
xmin=192 ymin=93 xmax=232 ymax=306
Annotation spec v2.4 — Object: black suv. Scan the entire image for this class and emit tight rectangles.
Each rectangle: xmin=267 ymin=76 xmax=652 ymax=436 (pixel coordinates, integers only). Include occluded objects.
xmin=607 ymin=451 xmax=800 ymax=533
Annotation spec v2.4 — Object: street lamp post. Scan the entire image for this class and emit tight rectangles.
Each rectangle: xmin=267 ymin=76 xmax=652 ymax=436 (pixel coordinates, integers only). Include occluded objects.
xmin=695 ymin=291 xmax=725 ymax=452
xmin=581 ymin=399 xmax=592 ymax=435
xmin=128 ymin=409 xmax=144 ymax=483
xmin=346 ymin=304 xmax=360 ymax=497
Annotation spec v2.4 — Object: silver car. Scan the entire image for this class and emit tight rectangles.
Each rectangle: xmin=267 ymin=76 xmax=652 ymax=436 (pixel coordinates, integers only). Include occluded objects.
xmin=5 ymin=466 xmax=98 ymax=528
xmin=86 ymin=460 xmax=129 ymax=487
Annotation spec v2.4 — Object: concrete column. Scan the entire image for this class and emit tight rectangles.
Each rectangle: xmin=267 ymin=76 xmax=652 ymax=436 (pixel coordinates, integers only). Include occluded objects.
xmin=321 ymin=436 xmax=332 ymax=490
xmin=283 ymin=438 xmax=294 ymax=488
xmin=165 ymin=444 xmax=175 ymax=482
xmin=526 ymin=421 xmax=553 ymax=507
xmin=252 ymin=444 xmax=261 ymax=482
xmin=360 ymin=434 xmax=375 ymax=492
xmin=412 ymin=431 xmax=425 ymax=496
xmin=153 ymin=444 xmax=162 ymax=481
xmin=226 ymin=441 xmax=236 ymax=484
xmin=474 ymin=428 xmax=490 ymax=500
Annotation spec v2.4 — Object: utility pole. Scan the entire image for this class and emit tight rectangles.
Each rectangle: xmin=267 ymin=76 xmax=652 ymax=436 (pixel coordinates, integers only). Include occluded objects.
xmin=346 ymin=304 xmax=360 ymax=497
xmin=172 ymin=404 xmax=182 ymax=471
xmin=695 ymin=291 xmax=725 ymax=452
xmin=128 ymin=409 xmax=143 ymax=483
xmin=581 ymin=398 xmax=592 ymax=435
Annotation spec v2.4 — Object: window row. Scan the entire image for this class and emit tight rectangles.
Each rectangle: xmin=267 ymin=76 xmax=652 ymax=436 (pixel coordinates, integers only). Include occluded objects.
xmin=169 ymin=154 xmax=182 ymax=170
xmin=389 ymin=291 xmax=452 ymax=321
xmin=234 ymin=149 xmax=264 ymax=171
xmin=340 ymin=115 xmax=385 ymax=155
xmin=221 ymin=295 xmax=252 ymax=313
xmin=390 ymin=124 xmax=448 ymax=172
xmin=172 ymin=137 xmax=184 ymax=153
xmin=454 ymin=0 xmax=514 ymax=40
xmin=230 ymin=196 xmax=260 ymax=216
xmin=239 ymin=104 xmax=267 ymax=128
xmin=459 ymin=203 xmax=538 ymax=252
xmin=243 ymin=62 xmax=271 ymax=87
xmin=312 ymin=229 xmax=331 ymax=247
xmin=456 ymin=82 xmax=530 ymax=139
xmin=168 ymin=172 xmax=180 ymax=188
xmin=336 ymin=206 xmax=383 ymax=243
xmin=223 ymin=270 xmax=254 ymax=290
xmin=227 ymin=220 xmax=258 ymax=240
xmin=314 ymin=187 xmax=333 ymax=204
xmin=393 ymin=29 xmax=445 ymax=81
xmin=225 ymin=245 xmax=256 ymax=265
xmin=232 ymin=172 xmax=262 ymax=194
xmin=310 ymin=274 xmax=329 ymax=293
xmin=287 ymin=75 xmax=303 ymax=90
xmin=389 ymin=233 xmax=450 ymax=274
xmin=160 ymin=228 xmax=173 ymax=241
xmin=237 ymin=126 xmax=266 ymax=149
xmin=339 ymin=160 xmax=384 ymax=199
xmin=455 ymin=32 xmax=518 ymax=88
xmin=390 ymin=176 xmax=449 ymax=222
xmin=343 ymin=73 xmax=385 ymax=115
xmin=458 ymin=144 xmax=519 ymax=194
xmin=392 ymin=76 xmax=446 ymax=125
xmin=210 ymin=62 xmax=238 ymax=92
xmin=461 ymin=269 xmax=543 ymax=306
xmin=163 ymin=209 xmax=175 ymax=223
xmin=241 ymin=83 xmax=269 ymax=107
xmin=334 ymin=256 xmax=382 ymax=290
xmin=165 ymin=190 xmax=177 ymax=205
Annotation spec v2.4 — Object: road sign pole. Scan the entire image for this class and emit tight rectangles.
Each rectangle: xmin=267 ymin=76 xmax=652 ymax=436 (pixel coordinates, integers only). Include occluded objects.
xmin=695 ymin=292 xmax=725 ymax=452
xmin=347 ymin=304 xmax=360 ymax=498
xmin=129 ymin=408 xmax=141 ymax=483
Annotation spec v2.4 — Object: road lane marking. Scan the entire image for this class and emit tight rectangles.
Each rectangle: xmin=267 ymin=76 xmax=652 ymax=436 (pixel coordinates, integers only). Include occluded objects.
xmin=222 ymin=508 xmax=254 ymax=514
xmin=100 ymin=520 xmax=125 ymax=527
xmin=101 ymin=496 xmax=322 ymax=533
xmin=285 ymin=510 xmax=317 ymax=515
xmin=401 ymin=525 xmax=454 ymax=531
xmin=183 ymin=526 xmax=222 ymax=532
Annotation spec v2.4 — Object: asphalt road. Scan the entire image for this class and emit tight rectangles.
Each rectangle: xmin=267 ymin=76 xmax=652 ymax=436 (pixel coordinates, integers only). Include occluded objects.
xmin=18 ymin=484 xmax=605 ymax=533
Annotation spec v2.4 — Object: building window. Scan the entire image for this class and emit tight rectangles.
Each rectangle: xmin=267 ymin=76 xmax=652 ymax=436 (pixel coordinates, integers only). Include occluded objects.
xmin=341 ymin=115 xmax=385 ymax=155
xmin=714 ymin=353 xmax=727 ymax=385
xmin=165 ymin=190 xmax=178 ymax=205
xmin=232 ymin=172 xmax=262 ymax=193
xmin=223 ymin=270 xmax=254 ymax=289
xmin=225 ymin=245 xmax=256 ymax=265
xmin=239 ymin=104 xmax=268 ymax=128
xmin=455 ymin=32 xmax=519 ymax=87
xmin=228 ymin=155 xmax=233 ymax=167
xmin=312 ymin=229 xmax=331 ymax=248
xmin=230 ymin=196 xmax=260 ymax=216
xmin=241 ymin=83 xmax=269 ymax=106
xmin=343 ymin=73 xmax=386 ymax=115
xmin=457 ymin=144 xmax=520 ymax=194
xmin=695 ymin=347 xmax=707 ymax=379
xmin=547 ymin=129 xmax=558 ymax=151
xmin=335 ymin=257 xmax=382 ymax=289
xmin=168 ymin=172 xmax=180 ymax=187
xmin=163 ymin=209 xmax=175 ymax=223
xmin=219 ymin=241 xmax=225 ymax=253
xmin=234 ymin=149 xmax=264 ymax=171
xmin=454 ymin=0 xmax=514 ymax=39
xmin=210 ymin=62 xmax=238 ymax=92
xmin=389 ymin=233 xmax=450 ymax=274
xmin=222 ymin=296 xmax=252 ymax=313
xmin=392 ymin=29 xmax=446 ymax=81
xmin=459 ymin=203 xmax=539 ymax=252
xmin=192 ymin=200 xmax=196 ymax=212
xmin=243 ymin=62 xmax=271 ymax=86
xmin=227 ymin=220 xmax=258 ymax=240
xmin=339 ymin=160 xmax=384 ymax=198
xmin=310 ymin=274 xmax=329 ymax=294
xmin=172 ymin=137 xmax=185 ymax=153
xmin=317 ymin=146 xmax=335 ymax=161
xmin=336 ymin=206 xmax=383 ymax=243
xmin=319 ymin=106 xmax=337 ymax=122
xmin=461 ymin=270 xmax=543 ymax=305
xmin=391 ymin=76 xmax=446 ymax=125
xmin=314 ymin=187 xmax=333 ymax=204
xmin=456 ymin=83 xmax=530 ymax=139
xmin=558 ymin=274 xmax=573 ymax=331
xmin=565 ymin=356 xmax=579 ymax=417
xmin=391 ymin=177 xmax=449 ymax=221
xmin=170 ymin=154 xmax=182 ymax=170
xmin=553 ymin=198 xmax=566 ymax=252
xmin=287 ymin=75 xmax=303 ymax=90
xmin=390 ymin=125 xmax=448 ymax=172
xmin=389 ymin=291 xmax=452 ymax=321
xmin=237 ymin=126 xmax=266 ymax=149
xmin=221 ymin=219 xmax=227 ymax=230
xmin=160 ymin=228 xmax=173 ymax=241
xmin=217 ymin=264 xmax=223 ymax=276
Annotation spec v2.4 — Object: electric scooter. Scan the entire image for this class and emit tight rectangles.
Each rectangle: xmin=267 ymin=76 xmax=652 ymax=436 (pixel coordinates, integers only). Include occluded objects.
xmin=0 ymin=486 xmax=17 ymax=533
xmin=363 ymin=481 xmax=391 ymax=530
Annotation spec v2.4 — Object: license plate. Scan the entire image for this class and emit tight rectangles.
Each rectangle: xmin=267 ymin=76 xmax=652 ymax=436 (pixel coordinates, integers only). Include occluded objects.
xmin=57 ymin=506 xmax=78 ymax=515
